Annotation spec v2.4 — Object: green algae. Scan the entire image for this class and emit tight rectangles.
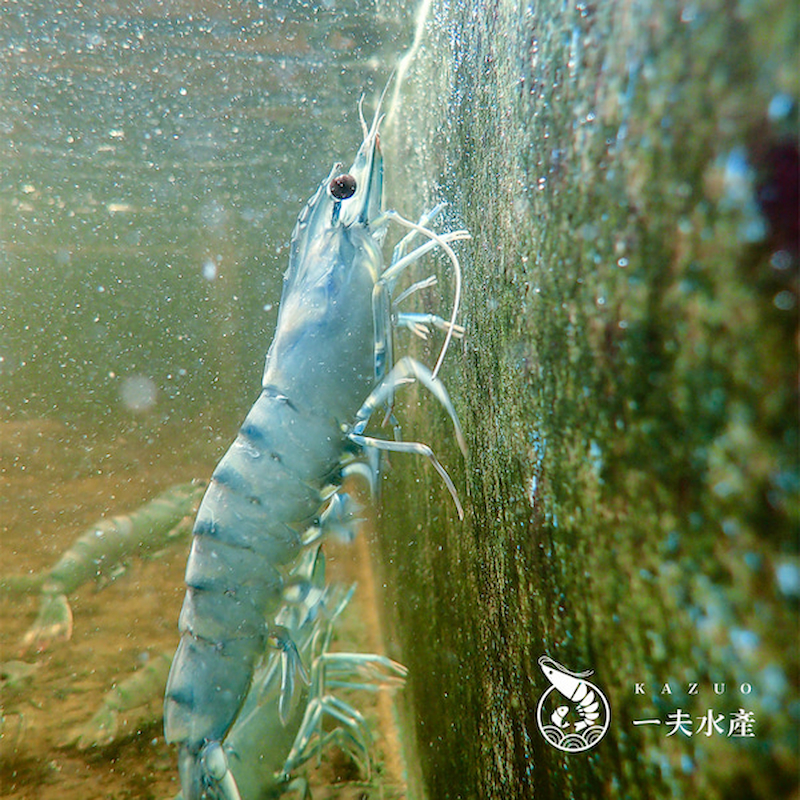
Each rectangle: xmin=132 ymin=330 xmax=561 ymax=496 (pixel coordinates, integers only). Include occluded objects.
xmin=375 ymin=1 xmax=798 ymax=798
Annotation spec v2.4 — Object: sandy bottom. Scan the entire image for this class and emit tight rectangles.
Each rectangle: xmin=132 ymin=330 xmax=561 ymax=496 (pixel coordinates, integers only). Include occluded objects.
xmin=0 ymin=418 xmax=407 ymax=800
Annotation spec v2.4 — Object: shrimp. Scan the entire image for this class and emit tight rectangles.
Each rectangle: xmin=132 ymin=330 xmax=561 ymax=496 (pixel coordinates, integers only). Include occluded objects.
xmin=164 ymin=91 xmax=469 ymax=799
xmin=17 ymin=481 xmax=204 ymax=653
xmin=538 ymin=656 xmax=603 ymax=732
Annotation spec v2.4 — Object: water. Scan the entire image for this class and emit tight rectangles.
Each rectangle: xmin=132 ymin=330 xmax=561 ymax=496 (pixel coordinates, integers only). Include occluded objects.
xmin=0 ymin=3 xmax=409 ymax=797
xmin=1 ymin=1 xmax=400 ymax=422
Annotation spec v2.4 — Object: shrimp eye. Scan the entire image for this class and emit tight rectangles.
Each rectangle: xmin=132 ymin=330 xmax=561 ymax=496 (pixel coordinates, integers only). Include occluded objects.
xmin=329 ymin=173 xmax=357 ymax=200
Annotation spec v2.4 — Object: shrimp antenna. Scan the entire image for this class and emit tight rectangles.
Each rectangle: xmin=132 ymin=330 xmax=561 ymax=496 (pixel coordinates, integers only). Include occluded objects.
xmin=357 ymin=95 xmax=369 ymax=138
xmin=359 ymin=73 xmax=395 ymax=141
xmin=538 ymin=655 xmax=594 ymax=679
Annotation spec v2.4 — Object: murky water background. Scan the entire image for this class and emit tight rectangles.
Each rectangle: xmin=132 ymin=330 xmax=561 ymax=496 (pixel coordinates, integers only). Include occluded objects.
xmin=1 ymin=1 xmax=402 ymax=420
xmin=1 ymin=3 xmax=409 ymax=797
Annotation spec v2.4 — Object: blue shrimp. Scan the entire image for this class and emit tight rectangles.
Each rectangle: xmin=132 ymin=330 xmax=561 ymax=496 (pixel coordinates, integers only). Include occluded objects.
xmin=163 ymin=93 xmax=469 ymax=800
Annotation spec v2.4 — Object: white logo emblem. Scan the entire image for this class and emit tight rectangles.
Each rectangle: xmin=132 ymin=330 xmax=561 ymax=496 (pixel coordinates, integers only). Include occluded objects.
xmin=536 ymin=655 xmax=611 ymax=752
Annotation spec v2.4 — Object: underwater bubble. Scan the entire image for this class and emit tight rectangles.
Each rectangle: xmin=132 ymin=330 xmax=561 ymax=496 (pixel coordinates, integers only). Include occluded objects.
xmin=721 ymin=518 xmax=740 ymax=537
xmin=729 ymin=628 xmax=759 ymax=656
xmin=760 ymin=663 xmax=788 ymax=697
xmin=770 ymin=250 xmax=793 ymax=271
xmin=774 ymin=561 xmax=800 ymax=598
xmin=740 ymin=216 xmax=767 ymax=243
xmin=722 ymin=147 xmax=753 ymax=206
xmin=120 ymin=375 xmax=157 ymax=413
xmin=712 ymin=479 xmax=736 ymax=499
xmin=663 ymin=530 xmax=681 ymax=554
xmin=588 ymin=440 xmax=603 ymax=474
xmin=202 ymin=258 xmax=218 ymax=281
xmin=743 ymin=552 xmax=762 ymax=571
xmin=773 ymin=290 xmax=796 ymax=311
xmin=767 ymin=93 xmax=794 ymax=121
xmin=656 ymin=754 xmax=672 ymax=779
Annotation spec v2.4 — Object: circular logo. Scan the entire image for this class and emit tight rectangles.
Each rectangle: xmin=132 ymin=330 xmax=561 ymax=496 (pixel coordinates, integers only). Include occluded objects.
xmin=536 ymin=657 xmax=611 ymax=753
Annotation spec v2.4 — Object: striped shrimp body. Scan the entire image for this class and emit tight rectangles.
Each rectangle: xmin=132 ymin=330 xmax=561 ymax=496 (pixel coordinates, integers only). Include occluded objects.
xmin=164 ymin=94 xmax=469 ymax=800
xmin=183 ymin=546 xmax=407 ymax=800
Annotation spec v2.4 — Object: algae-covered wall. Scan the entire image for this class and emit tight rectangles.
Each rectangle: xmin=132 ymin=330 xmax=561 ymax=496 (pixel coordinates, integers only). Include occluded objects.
xmin=376 ymin=1 xmax=798 ymax=798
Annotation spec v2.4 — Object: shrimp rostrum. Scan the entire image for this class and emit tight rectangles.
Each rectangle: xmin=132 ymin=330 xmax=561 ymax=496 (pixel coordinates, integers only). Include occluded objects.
xmin=164 ymin=95 xmax=469 ymax=800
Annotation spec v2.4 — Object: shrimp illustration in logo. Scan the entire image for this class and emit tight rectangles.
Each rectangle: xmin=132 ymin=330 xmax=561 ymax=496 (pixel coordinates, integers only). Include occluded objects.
xmin=536 ymin=655 xmax=611 ymax=752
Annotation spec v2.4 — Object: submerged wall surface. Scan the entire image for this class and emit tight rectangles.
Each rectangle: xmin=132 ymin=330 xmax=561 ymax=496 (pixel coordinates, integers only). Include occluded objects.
xmin=376 ymin=1 xmax=798 ymax=798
